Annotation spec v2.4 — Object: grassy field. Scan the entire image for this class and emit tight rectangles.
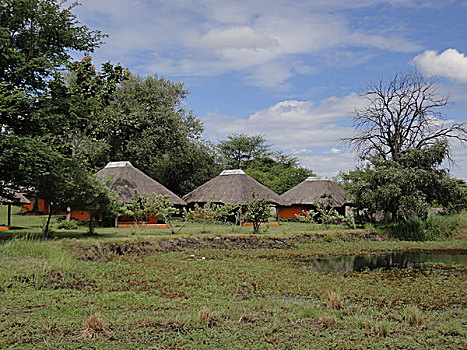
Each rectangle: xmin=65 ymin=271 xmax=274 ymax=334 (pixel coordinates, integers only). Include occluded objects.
xmin=0 ymin=206 xmax=466 ymax=349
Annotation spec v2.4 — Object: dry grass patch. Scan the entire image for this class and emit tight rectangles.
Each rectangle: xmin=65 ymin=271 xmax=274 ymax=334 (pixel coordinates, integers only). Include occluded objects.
xmin=318 ymin=316 xmax=338 ymax=328
xmin=79 ymin=313 xmax=111 ymax=339
xmin=325 ymin=291 xmax=343 ymax=309
xmin=198 ymin=307 xmax=221 ymax=327
xmin=402 ymin=305 xmax=424 ymax=327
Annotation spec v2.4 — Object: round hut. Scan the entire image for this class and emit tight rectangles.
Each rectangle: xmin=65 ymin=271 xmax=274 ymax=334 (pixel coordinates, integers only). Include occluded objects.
xmin=1 ymin=188 xmax=30 ymax=229
xmin=96 ymin=161 xmax=186 ymax=226
xmin=278 ymin=176 xmax=348 ymax=219
xmin=183 ymin=169 xmax=284 ymax=206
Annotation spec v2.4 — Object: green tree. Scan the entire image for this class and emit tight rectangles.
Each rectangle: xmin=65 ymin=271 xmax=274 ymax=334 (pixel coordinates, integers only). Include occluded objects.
xmin=243 ymin=195 xmax=271 ymax=234
xmin=0 ymin=0 xmax=103 ymax=92
xmin=103 ymin=74 xmax=219 ymax=195
xmin=0 ymin=0 xmax=108 ymax=203
xmin=68 ymin=169 xmax=122 ymax=235
xmin=122 ymin=192 xmax=179 ymax=234
xmin=245 ymin=152 xmax=315 ymax=194
xmin=0 ymin=0 xmax=104 ymax=135
xmin=342 ymin=141 xmax=466 ymax=222
xmin=218 ymin=133 xmax=271 ymax=169
xmin=34 ymin=57 xmax=128 ymax=164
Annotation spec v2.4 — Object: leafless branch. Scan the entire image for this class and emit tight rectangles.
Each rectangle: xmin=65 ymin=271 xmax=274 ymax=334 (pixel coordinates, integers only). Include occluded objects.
xmin=341 ymin=72 xmax=466 ymax=161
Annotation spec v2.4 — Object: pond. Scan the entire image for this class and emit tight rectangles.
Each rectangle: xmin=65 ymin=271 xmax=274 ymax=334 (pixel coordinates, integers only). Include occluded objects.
xmin=302 ymin=251 xmax=467 ymax=273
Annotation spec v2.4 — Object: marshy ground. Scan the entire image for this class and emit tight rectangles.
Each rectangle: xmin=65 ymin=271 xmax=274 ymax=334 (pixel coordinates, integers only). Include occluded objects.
xmin=0 ymin=207 xmax=466 ymax=349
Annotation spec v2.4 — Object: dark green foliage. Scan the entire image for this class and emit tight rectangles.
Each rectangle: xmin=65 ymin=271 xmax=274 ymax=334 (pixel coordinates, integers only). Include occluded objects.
xmin=33 ymin=57 xmax=128 ymax=164
xmin=0 ymin=0 xmax=104 ymax=92
xmin=343 ymin=141 xmax=466 ymax=222
xmin=218 ymin=133 xmax=270 ymax=169
xmin=103 ymin=75 xmax=220 ymax=195
xmin=217 ymin=134 xmax=314 ymax=194
xmin=245 ymin=154 xmax=315 ymax=194
xmin=56 ymin=219 xmax=78 ymax=230
xmin=385 ymin=214 xmax=461 ymax=241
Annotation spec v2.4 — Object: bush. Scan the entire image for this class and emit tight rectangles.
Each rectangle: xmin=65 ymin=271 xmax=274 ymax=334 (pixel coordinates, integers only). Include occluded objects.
xmin=425 ymin=214 xmax=460 ymax=238
xmin=388 ymin=214 xmax=461 ymax=241
xmin=57 ymin=220 xmax=79 ymax=230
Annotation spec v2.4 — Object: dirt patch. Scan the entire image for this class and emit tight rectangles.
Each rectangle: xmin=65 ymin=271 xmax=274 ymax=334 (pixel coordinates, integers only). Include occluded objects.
xmin=77 ymin=241 xmax=160 ymax=261
xmin=75 ymin=232 xmax=383 ymax=261
xmin=158 ymin=236 xmax=294 ymax=250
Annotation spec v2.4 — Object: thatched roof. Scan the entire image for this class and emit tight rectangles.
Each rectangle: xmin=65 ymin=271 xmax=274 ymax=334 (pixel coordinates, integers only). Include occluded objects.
xmin=96 ymin=161 xmax=186 ymax=205
xmin=280 ymin=176 xmax=347 ymax=207
xmin=0 ymin=187 xmax=30 ymax=205
xmin=183 ymin=169 xmax=284 ymax=205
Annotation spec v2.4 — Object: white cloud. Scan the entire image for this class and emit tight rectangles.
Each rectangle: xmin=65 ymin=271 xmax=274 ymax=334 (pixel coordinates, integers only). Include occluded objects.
xmin=74 ymin=0 xmax=422 ymax=88
xmin=413 ymin=49 xmax=467 ymax=83
xmin=202 ymin=93 xmax=363 ymax=176
xmin=199 ymin=27 xmax=277 ymax=49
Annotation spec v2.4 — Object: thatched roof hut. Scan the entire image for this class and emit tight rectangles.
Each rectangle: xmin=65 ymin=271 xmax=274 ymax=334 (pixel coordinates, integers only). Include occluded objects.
xmin=96 ymin=161 xmax=186 ymax=205
xmin=0 ymin=190 xmax=30 ymax=205
xmin=1 ymin=187 xmax=30 ymax=228
xmin=183 ymin=169 xmax=284 ymax=205
xmin=280 ymin=176 xmax=347 ymax=206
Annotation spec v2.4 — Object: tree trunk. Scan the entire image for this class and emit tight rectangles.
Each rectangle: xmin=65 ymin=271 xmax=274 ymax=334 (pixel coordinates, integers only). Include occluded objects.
xmin=88 ymin=211 xmax=94 ymax=235
xmin=44 ymin=209 xmax=53 ymax=237
xmin=7 ymin=204 xmax=11 ymax=228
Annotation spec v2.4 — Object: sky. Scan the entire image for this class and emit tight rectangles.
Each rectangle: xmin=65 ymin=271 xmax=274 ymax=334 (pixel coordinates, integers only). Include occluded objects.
xmin=73 ymin=0 xmax=467 ymax=179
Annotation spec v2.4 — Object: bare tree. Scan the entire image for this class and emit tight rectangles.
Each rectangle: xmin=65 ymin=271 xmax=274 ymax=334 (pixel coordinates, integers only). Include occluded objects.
xmin=343 ymin=72 xmax=466 ymax=162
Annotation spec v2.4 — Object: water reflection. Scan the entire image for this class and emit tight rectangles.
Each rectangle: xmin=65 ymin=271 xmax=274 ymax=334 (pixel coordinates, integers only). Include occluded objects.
xmin=304 ymin=252 xmax=467 ymax=273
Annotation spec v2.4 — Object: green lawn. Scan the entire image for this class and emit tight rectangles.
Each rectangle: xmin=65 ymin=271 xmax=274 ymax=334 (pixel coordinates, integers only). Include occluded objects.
xmin=0 ymin=206 xmax=466 ymax=349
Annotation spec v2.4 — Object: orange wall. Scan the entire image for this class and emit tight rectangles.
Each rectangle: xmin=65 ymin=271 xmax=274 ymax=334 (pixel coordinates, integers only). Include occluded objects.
xmin=117 ymin=215 xmax=158 ymax=224
xmin=278 ymin=205 xmax=307 ymax=219
xmin=70 ymin=210 xmax=90 ymax=222
xmin=22 ymin=198 xmax=50 ymax=214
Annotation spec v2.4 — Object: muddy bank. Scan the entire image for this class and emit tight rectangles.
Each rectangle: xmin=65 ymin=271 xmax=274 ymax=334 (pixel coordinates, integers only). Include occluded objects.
xmin=76 ymin=237 xmax=294 ymax=261
xmin=75 ymin=232 xmax=382 ymax=261
xmin=77 ymin=241 xmax=160 ymax=261
xmin=158 ymin=236 xmax=294 ymax=250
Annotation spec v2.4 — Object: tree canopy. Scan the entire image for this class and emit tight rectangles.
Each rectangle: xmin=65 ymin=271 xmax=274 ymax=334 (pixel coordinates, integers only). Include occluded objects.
xmin=218 ymin=133 xmax=270 ymax=169
xmin=0 ymin=0 xmax=104 ymax=92
xmin=217 ymin=133 xmax=314 ymax=194
xmin=343 ymin=140 xmax=466 ymax=222
xmin=102 ymin=74 xmax=220 ymax=195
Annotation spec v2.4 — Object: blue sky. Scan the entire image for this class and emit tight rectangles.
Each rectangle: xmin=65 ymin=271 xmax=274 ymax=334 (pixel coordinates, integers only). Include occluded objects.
xmin=73 ymin=0 xmax=467 ymax=179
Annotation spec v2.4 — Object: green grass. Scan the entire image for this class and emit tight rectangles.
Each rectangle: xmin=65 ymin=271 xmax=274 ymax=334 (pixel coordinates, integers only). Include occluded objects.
xmin=0 ymin=207 xmax=466 ymax=348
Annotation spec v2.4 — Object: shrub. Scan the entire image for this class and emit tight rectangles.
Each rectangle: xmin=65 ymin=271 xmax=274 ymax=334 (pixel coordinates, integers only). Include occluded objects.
xmin=388 ymin=214 xmax=461 ymax=241
xmin=390 ymin=217 xmax=431 ymax=241
xmin=57 ymin=220 xmax=79 ymax=230
xmin=425 ymin=214 xmax=460 ymax=238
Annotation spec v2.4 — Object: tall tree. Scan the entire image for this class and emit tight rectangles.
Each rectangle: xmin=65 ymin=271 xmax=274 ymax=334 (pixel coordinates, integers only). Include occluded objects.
xmin=0 ymin=0 xmax=103 ymax=92
xmin=0 ymin=0 xmax=104 ymax=134
xmin=0 ymin=0 xmax=118 ymax=223
xmin=343 ymin=72 xmax=466 ymax=162
xmin=245 ymin=153 xmax=315 ymax=194
xmin=103 ymin=74 xmax=219 ymax=195
xmin=34 ymin=57 xmax=128 ymax=164
xmin=218 ymin=133 xmax=271 ymax=169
